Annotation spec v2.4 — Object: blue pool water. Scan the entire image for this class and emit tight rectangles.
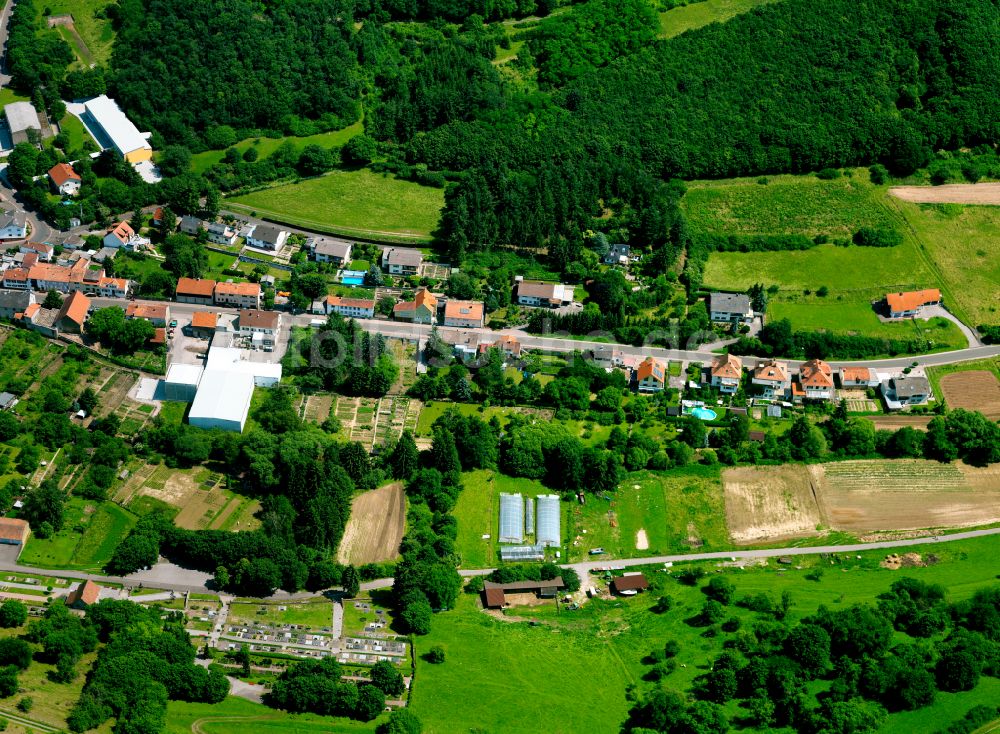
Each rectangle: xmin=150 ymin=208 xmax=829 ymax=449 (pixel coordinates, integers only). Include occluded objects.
xmin=689 ymin=407 xmax=718 ymax=421
xmin=341 ymin=277 xmax=364 ymax=285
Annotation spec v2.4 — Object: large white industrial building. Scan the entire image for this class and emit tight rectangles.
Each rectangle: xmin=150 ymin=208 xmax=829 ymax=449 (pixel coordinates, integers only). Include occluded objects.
xmin=205 ymin=347 xmax=282 ymax=386
xmin=163 ymin=363 xmax=202 ymax=402
xmin=81 ymin=95 xmax=152 ymax=163
xmin=188 ymin=371 xmax=255 ymax=433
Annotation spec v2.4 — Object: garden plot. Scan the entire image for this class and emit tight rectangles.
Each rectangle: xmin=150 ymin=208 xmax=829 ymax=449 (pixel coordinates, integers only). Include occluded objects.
xmin=939 ymin=370 xmax=1000 ymax=419
xmin=865 ymin=415 xmax=932 ymax=432
xmin=337 ymin=482 xmax=406 ymax=565
xmin=126 ymin=466 xmax=261 ymax=531
xmin=303 ymin=393 xmax=335 ymax=422
xmin=387 ymin=338 xmax=418 ymax=394
xmin=371 ymin=396 xmax=421 ymax=451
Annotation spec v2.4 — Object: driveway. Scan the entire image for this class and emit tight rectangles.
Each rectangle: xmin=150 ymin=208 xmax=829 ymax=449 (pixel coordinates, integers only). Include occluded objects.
xmin=919 ymin=305 xmax=982 ymax=347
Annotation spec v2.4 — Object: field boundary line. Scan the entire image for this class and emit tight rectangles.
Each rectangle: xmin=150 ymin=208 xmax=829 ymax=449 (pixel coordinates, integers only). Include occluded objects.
xmin=224 ymin=203 xmax=432 ymax=244
xmin=0 ymin=707 xmax=60 ymax=733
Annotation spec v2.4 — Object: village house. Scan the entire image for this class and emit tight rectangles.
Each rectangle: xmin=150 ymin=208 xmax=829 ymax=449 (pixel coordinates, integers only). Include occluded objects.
xmin=206 ymin=221 xmax=238 ymax=247
xmin=176 ymin=277 xmax=217 ymax=306
xmin=244 ymin=223 xmax=289 ymax=252
xmin=882 ymin=375 xmax=932 ymax=410
xmin=604 ymin=243 xmax=631 ymax=267
xmin=0 ymin=213 xmax=28 ymax=240
xmin=22 ymin=303 xmax=59 ymax=337
xmin=708 ymin=292 xmax=753 ymax=323
xmin=125 ymin=302 xmax=169 ymax=327
xmin=91 ymin=247 xmax=119 ymax=264
xmin=19 ymin=242 xmax=53 ymax=262
xmin=97 ymin=277 xmax=130 ymax=299
xmin=316 ymin=295 xmax=376 ymax=320
xmin=48 ymin=163 xmax=82 ymax=196
xmin=179 ymin=215 xmax=203 ymax=236
xmin=1 ymin=268 xmax=29 ymax=290
xmin=56 ymin=290 xmax=91 ymax=334
xmin=709 ymin=353 xmax=743 ymax=394
xmin=215 ymin=281 xmax=262 ymax=309
xmin=444 ymin=330 xmax=481 ymax=363
xmin=443 ymin=300 xmax=485 ymax=329
xmin=0 ymin=518 xmax=30 ymax=559
xmin=236 ymin=309 xmax=280 ymax=348
xmin=589 ymin=346 xmax=627 ymax=369
xmin=796 ymin=359 xmax=835 ymax=402
xmin=309 ymin=237 xmax=352 ymax=265
xmin=636 ymin=356 xmax=666 ymax=393
xmin=885 ymin=289 xmax=941 ymax=318
xmin=381 ymin=247 xmax=423 ymax=276
xmin=752 ymin=359 xmax=791 ymax=400
xmin=104 ymin=221 xmax=146 ymax=251
xmin=0 ymin=289 xmax=34 ymax=320
xmin=513 ymin=278 xmax=574 ymax=308
xmin=393 ymin=288 xmax=438 ymax=324
xmin=67 ymin=580 xmax=103 ymax=609
xmin=479 ymin=334 xmax=522 ymax=360
xmin=839 ymin=366 xmax=878 ymax=389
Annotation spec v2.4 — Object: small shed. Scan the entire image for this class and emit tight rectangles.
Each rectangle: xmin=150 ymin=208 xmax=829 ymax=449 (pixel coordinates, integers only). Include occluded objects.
xmin=611 ymin=573 xmax=649 ymax=595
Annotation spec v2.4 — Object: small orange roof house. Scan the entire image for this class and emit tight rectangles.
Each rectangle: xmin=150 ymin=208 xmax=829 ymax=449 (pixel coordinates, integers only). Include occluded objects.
xmin=636 ymin=357 xmax=666 ymax=393
xmin=393 ymin=288 xmax=438 ymax=325
xmin=709 ymin=353 xmax=743 ymax=394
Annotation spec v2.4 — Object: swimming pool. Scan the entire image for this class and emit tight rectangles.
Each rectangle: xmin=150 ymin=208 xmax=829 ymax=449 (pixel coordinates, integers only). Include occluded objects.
xmin=688 ymin=406 xmax=718 ymax=421
xmin=341 ymin=277 xmax=364 ymax=285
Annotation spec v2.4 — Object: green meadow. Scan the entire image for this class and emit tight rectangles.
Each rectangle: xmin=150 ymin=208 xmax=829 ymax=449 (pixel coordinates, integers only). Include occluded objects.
xmin=227 ymin=169 xmax=444 ymax=242
xmin=190 ymin=123 xmax=364 ymax=174
xmin=658 ymin=0 xmax=785 ymax=39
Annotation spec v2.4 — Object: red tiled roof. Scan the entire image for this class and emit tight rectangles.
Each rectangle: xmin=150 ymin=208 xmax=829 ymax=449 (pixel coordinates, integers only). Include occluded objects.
xmin=0 ymin=518 xmax=28 ymax=543
xmin=840 ymin=367 xmax=871 ymax=382
xmin=754 ymin=359 xmax=789 ymax=382
xmin=149 ymin=328 xmax=166 ymax=345
xmin=636 ymin=357 xmax=665 ymax=383
xmin=191 ymin=311 xmax=217 ymax=329
xmin=444 ymin=300 xmax=484 ymax=322
xmin=176 ymin=277 xmax=217 ymax=297
xmin=326 ymin=296 xmax=375 ymax=309
xmin=238 ymin=308 xmax=279 ymax=330
xmin=711 ymin=353 xmax=742 ymax=379
xmin=799 ymin=359 xmax=834 ymax=388
xmin=48 ymin=163 xmax=80 ymax=186
xmin=67 ymin=580 xmax=101 ymax=606
xmin=886 ymin=289 xmax=941 ymax=313
xmin=215 ymin=281 xmax=261 ymax=297
xmin=125 ymin=302 xmax=167 ymax=321
xmin=57 ymin=290 xmax=90 ymax=327
xmin=108 ymin=221 xmax=134 ymax=244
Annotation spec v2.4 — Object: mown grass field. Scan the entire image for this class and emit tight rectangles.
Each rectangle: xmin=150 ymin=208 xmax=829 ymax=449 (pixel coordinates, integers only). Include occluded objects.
xmin=890 ymin=200 xmax=1000 ymax=326
xmin=227 ymin=169 xmax=444 ymax=242
xmin=19 ymin=499 xmax=136 ymax=571
xmin=165 ymin=697 xmax=379 ymax=734
xmin=703 ymin=243 xmax=936 ymax=297
xmin=57 ymin=113 xmax=93 ymax=153
xmin=684 ymin=171 xmax=896 ymax=238
xmin=190 ymin=122 xmax=364 ymax=174
xmin=658 ymin=0 xmax=784 ymax=38
xmin=412 ymin=532 xmax=1000 ymax=734
xmin=566 ymin=466 xmax=729 ymax=561
xmin=768 ymin=299 xmax=967 ymax=349
xmin=229 ymin=598 xmax=333 ymax=628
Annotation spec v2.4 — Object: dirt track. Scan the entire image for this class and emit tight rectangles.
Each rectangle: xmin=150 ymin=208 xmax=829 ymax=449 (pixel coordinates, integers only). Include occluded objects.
xmin=337 ymin=483 xmax=406 ymax=565
xmin=889 ymin=183 xmax=1000 ymax=204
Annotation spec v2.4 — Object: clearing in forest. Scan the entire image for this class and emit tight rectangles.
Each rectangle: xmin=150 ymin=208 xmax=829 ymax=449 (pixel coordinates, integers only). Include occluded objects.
xmin=889 ymin=183 xmax=1000 ymax=204
xmin=337 ymin=482 xmax=406 ymax=565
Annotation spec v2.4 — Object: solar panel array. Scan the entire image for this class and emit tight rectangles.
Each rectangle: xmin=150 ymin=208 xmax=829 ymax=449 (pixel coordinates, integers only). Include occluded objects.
xmin=499 ymin=493 xmax=525 ymax=543
xmin=536 ymin=494 xmax=561 ymax=547
xmin=525 ymin=497 xmax=535 ymax=535
xmin=500 ymin=544 xmax=544 ymax=562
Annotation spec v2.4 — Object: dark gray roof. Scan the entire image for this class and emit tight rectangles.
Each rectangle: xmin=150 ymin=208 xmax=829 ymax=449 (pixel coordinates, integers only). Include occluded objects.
xmin=383 ymin=248 xmax=423 ymax=267
xmin=311 ymin=237 xmax=352 ymax=258
xmin=251 ymin=224 xmax=285 ymax=245
xmin=708 ymin=292 xmax=752 ymax=313
xmin=890 ymin=375 xmax=930 ymax=397
xmin=0 ymin=289 xmax=32 ymax=309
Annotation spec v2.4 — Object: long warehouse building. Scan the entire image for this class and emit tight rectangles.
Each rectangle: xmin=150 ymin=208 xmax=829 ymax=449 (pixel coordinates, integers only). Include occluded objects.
xmin=82 ymin=95 xmax=152 ymax=163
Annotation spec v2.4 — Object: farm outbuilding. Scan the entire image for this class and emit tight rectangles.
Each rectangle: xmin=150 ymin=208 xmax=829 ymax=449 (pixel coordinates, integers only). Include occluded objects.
xmin=500 ymin=544 xmax=544 ymax=562
xmin=611 ymin=573 xmax=649 ymax=595
xmin=536 ymin=494 xmax=561 ymax=547
xmin=499 ymin=493 xmax=524 ymax=544
xmin=0 ymin=518 xmax=30 ymax=556
xmin=481 ymin=577 xmax=564 ymax=608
